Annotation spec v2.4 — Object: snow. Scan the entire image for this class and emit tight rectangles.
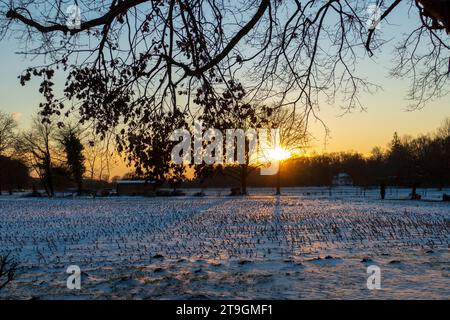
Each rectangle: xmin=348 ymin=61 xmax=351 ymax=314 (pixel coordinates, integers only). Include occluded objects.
xmin=0 ymin=191 xmax=448 ymax=299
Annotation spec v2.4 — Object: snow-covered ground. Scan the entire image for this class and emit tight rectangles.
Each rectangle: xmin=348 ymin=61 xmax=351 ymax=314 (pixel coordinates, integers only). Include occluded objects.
xmin=0 ymin=192 xmax=448 ymax=299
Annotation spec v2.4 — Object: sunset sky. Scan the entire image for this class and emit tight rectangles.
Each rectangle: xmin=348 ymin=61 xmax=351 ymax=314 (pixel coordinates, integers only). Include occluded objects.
xmin=0 ymin=1 xmax=448 ymax=175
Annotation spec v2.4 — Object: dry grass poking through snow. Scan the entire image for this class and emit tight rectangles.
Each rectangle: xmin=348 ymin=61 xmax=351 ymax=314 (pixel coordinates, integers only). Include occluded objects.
xmin=0 ymin=196 xmax=448 ymax=299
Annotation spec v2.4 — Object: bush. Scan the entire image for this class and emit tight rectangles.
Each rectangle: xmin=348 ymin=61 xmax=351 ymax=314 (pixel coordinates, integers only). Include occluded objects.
xmin=0 ymin=253 xmax=18 ymax=291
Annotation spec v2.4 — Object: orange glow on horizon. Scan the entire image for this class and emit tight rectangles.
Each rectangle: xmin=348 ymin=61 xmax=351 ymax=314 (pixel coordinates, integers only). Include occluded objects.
xmin=268 ymin=147 xmax=291 ymax=161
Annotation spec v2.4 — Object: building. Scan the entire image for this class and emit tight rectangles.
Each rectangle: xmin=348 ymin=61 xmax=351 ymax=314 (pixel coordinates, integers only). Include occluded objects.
xmin=332 ymin=173 xmax=353 ymax=187
xmin=116 ymin=180 xmax=156 ymax=196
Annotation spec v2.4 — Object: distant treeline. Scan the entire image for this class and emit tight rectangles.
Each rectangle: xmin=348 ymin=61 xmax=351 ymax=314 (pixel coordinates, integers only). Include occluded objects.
xmin=1 ymin=113 xmax=449 ymax=194
xmin=0 ymin=110 xmax=117 ymax=196
xmin=0 ymin=156 xmax=112 ymax=195
xmin=0 ymin=156 xmax=29 ymax=194
xmin=187 ymin=119 xmax=450 ymax=189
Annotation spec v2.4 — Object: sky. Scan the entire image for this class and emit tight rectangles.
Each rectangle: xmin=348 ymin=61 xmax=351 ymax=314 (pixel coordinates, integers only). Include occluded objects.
xmin=0 ymin=2 xmax=448 ymax=174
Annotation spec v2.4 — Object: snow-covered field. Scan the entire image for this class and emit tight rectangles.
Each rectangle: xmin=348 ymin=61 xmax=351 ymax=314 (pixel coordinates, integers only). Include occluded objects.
xmin=0 ymin=193 xmax=448 ymax=299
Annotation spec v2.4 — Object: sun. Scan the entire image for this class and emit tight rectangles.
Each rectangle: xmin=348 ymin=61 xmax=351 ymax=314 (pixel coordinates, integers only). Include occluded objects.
xmin=268 ymin=147 xmax=291 ymax=161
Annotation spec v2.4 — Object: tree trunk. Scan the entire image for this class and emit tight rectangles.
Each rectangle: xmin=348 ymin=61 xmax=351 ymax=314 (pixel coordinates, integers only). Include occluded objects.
xmin=276 ymin=163 xmax=281 ymax=195
xmin=45 ymin=165 xmax=54 ymax=197
xmin=411 ymin=184 xmax=417 ymax=200
xmin=380 ymin=183 xmax=386 ymax=200
xmin=240 ymin=165 xmax=247 ymax=195
xmin=77 ymin=179 xmax=83 ymax=196
xmin=47 ymin=174 xmax=54 ymax=197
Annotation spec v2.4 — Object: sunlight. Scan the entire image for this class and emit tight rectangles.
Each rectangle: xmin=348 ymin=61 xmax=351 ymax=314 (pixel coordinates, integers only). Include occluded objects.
xmin=268 ymin=147 xmax=291 ymax=161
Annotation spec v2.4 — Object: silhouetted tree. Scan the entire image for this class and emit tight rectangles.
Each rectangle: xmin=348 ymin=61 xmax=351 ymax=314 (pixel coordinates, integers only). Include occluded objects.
xmin=435 ymin=118 xmax=450 ymax=189
xmin=0 ymin=156 xmax=29 ymax=194
xmin=124 ymin=109 xmax=188 ymax=188
xmin=193 ymin=81 xmax=267 ymax=195
xmin=387 ymin=133 xmax=409 ymax=185
xmin=366 ymin=147 xmax=387 ymax=185
xmin=0 ymin=111 xmax=17 ymax=156
xmin=167 ymin=165 xmax=186 ymax=192
xmin=15 ymin=116 xmax=58 ymax=196
xmin=193 ymin=81 xmax=308 ymax=195
xmin=51 ymin=165 xmax=73 ymax=191
xmin=2 ymin=0 xmax=449 ymax=173
xmin=58 ymin=126 xmax=86 ymax=195
xmin=84 ymin=129 xmax=118 ymax=183
xmin=195 ymin=118 xmax=450 ymax=191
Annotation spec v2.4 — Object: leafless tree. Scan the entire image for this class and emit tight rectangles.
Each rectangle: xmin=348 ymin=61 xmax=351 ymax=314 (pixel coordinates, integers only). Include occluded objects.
xmin=15 ymin=116 xmax=60 ymax=196
xmin=436 ymin=117 xmax=450 ymax=139
xmin=1 ymin=0 xmax=449 ymax=176
xmin=266 ymin=107 xmax=311 ymax=157
xmin=200 ymin=97 xmax=309 ymax=194
xmin=0 ymin=110 xmax=18 ymax=156
xmin=84 ymin=128 xmax=118 ymax=182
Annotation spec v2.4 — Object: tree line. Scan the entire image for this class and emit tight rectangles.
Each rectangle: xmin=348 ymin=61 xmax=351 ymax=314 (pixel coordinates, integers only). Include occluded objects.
xmin=191 ymin=118 xmax=450 ymax=191
xmin=2 ymin=0 xmax=449 ymax=191
xmin=1 ymin=107 xmax=449 ymax=196
xmin=0 ymin=110 xmax=117 ymax=196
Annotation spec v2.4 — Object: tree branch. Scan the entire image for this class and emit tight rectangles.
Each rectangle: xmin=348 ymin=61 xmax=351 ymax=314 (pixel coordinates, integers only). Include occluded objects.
xmin=6 ymin=0 xmax=150 ymax=34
